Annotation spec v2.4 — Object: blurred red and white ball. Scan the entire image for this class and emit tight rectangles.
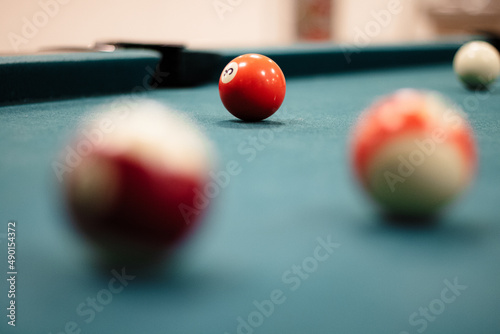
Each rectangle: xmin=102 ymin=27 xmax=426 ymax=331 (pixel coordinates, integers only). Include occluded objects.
xmin=351 ymin=89 xmax=477 ymax=217
xmin=62 ymin=101 xmax=214 ymax=260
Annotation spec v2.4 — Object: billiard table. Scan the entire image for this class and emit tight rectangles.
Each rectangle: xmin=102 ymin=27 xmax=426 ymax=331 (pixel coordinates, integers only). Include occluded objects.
xmin=1 ymin=40 xmax=499 ymax=334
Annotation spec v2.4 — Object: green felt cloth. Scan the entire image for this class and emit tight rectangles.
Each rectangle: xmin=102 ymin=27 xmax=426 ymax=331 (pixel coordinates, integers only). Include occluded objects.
xmin=0 ymin=59 xmax=499 ymax=334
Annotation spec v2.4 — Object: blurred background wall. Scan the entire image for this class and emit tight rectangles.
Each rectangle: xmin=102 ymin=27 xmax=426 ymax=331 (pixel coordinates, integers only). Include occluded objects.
xmin=0 ymin=0 xmax=498 ymax=54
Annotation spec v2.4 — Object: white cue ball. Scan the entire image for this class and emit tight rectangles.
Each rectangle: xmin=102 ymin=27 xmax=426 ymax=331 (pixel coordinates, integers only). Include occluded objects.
xmin=453 ymin=41 xmax=500 ymax=90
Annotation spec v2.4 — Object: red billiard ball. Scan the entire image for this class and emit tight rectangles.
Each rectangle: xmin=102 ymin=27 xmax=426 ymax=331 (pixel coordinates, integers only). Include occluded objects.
xmin=62 ymin=101 xmax=214 ymax=261
xmin=351 ymin=89 xmax=477 ymax=217
xmin=219 ymin=54 xmax=286 ymax=122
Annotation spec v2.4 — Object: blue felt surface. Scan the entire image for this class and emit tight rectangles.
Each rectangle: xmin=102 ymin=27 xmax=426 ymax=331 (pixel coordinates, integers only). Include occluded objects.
xmin=0 ymin=63 xmax=499 ymax=334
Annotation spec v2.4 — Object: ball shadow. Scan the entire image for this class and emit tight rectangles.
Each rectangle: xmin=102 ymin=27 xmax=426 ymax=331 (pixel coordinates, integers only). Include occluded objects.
xmin=216 ymin=119 xmax=286 ymax=129
xmin=381 ymin=212 xmax=440 ymax=230
xmin=88 ymin=250 xmax=180 ymax=283
xmin=364 ymin=210 xmax=488 ymax=248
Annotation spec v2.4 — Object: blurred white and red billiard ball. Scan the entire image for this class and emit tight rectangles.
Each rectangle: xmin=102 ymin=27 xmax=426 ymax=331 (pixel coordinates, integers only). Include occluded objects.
xmin=219 ymin=54 xmax=286 ymax=122
xmin=453 ymin=41 xmax=500 ymax=90
xmin=62 ymin=101 xmax=213 ymax=261
xmin=351 ymin=89 xmax=477 ymax=217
